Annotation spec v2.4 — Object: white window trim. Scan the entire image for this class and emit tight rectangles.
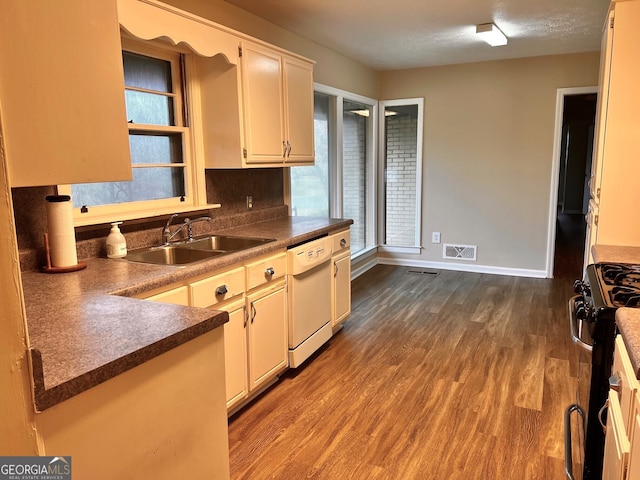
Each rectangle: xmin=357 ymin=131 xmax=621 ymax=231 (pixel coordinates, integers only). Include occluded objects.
xmin=285 ymin=82 xmax=378 ymax=253
xmin=377 ymin=97 xmax=424 ymax=252
xmin=59 ymin=36 xmax=217 ymax=227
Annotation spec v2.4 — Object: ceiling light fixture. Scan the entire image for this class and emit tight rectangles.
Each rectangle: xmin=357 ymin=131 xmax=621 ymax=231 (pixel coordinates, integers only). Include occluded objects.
xmin=476 ymin=23 xmax=508 ymax=47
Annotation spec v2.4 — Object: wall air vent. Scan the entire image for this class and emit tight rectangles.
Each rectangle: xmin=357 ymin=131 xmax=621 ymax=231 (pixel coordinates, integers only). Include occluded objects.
xmin=443 ymin=244 xmax=477 ymax=261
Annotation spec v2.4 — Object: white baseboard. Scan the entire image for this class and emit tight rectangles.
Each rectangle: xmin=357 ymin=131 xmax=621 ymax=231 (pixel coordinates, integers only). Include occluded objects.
xmin=376 ymin=257 xmax=548 ymax=278
xmin=351 ymin=255 xmax=378 ymax=280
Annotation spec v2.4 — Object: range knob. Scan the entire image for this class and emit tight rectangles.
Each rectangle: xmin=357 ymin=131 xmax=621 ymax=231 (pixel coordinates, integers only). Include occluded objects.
xmin=573 ymin=279 xmax=591 ymax=297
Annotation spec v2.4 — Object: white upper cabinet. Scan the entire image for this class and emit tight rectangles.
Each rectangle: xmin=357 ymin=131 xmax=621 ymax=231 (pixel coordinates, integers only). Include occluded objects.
xmin=198 ymin=41 xmax=315 ymax=169
xmin=0 ymin=0 xmax=131 ymax=187
xmin=589 ymin=0 xmax=640 ymax=247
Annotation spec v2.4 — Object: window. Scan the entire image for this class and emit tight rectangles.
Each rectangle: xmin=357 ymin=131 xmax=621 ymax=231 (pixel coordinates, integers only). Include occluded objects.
xmin=343 ymin=100 xmax=372 ymax=254
xmin=60 ymin=39 xmax=203 ymax=224
xmin=379 ymin=99 xmax=423 ymax=251
xmin=290 ymin=92 xmax=330 ymax=217
xmin=288 ymin=84 xmax=377 ymax=257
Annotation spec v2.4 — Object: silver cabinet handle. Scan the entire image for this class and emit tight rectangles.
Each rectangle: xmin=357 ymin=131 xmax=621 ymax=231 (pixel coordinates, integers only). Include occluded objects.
xmin=215 ymin=285 xmax=228 ymax=295
xmin=568 ymin=295 xmax=592 ymax=353
xmin=243 ymin=304 xmax=248 ymax=328
xmin=598 ymin=399 xmax=609 ymax=433
xmin=282 ymin=141 xmax=287 ymax=158
xmin=265 ymin=267 xmax=275 ymax=276
xmin=286 ymin=140 xmax=292 ymax=157
xmin=334 ymin=261 xmax=339 ymax=277
xmin=250 ymin=302 xmax=256 ymax=323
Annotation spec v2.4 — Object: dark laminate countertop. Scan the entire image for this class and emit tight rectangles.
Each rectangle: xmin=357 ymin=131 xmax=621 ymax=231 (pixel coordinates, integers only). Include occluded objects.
xmin=616 ymin=308 xmax=640 ymax=379
xmin=23 ymin=216 xmax=352 ymax=411
xmin=592 ymin=244 xmax=640 ymax=264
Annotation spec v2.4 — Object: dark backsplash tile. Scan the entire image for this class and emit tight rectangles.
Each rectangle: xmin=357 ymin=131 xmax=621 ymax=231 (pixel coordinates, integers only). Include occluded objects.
xmin=13 ymin=168 xmax=288 ymax=271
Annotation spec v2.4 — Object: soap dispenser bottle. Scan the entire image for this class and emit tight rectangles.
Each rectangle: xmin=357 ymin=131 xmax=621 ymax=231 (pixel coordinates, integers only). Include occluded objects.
xmin=106 ymin=221 xmax=127 ymax=258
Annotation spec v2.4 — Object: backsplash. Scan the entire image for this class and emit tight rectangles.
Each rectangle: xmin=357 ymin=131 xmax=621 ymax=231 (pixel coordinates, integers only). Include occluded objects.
xmin=13 ymin=168 xmax=287 ymax=271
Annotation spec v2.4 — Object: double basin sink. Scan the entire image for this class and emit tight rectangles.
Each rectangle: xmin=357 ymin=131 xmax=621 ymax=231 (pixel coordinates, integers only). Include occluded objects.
xmin=124 ymin=235 xmax=275 ymax=266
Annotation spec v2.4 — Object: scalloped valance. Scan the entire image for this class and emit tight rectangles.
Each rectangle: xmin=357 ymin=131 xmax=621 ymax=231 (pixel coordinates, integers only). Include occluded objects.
xmin=117 ymin=0 xmax=239 ymax=64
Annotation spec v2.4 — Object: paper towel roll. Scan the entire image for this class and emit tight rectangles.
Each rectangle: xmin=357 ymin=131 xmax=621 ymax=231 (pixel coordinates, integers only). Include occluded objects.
xmin=45 ymin=195 xmax=78 ymax=267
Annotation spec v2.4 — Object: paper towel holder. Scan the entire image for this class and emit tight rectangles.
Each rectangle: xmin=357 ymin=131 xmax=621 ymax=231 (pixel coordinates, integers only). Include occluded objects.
xmin=41 ymin=232 xmax=86 ymax=273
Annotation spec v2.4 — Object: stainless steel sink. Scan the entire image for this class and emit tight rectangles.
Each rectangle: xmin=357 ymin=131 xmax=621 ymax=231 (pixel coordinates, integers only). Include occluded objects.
xmin=124 ymin=245 xmax=223 ymax=266
xmin=182 ymin=235 xmax=275 ymax=252
xmin=122 ymin=235 xmax=274 ymax=266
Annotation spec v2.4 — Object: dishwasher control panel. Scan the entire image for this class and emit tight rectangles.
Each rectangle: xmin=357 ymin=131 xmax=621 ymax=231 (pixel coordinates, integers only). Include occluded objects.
xmin=287 ymin=236 xmax=332 ymax=275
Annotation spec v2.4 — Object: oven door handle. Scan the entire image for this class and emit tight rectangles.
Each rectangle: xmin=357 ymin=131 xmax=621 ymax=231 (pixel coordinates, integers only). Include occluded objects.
xmin=564 ymin=403 xmax=585 ymax=480
xmin=569 ymin=295 xmax=593 ymax=353
xmin=564 ymin=403 xmax=584 ymax=480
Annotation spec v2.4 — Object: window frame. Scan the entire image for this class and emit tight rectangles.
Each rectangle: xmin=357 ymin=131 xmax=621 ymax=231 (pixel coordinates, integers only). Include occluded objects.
xmin=59 ymin=36 xmax=210 ymax=226
xmin=377 ymin=98 xmax=424 ymax=254
xmin=285 ymin=82 xmax=377 ymax=259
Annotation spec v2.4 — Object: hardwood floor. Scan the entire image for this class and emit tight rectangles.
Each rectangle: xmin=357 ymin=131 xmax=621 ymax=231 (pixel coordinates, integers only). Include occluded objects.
xmin=228 ymin=240 xmax=584 ymax=479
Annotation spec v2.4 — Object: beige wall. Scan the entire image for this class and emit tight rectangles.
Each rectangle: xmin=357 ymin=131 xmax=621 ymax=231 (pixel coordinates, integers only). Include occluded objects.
xmin=377 ymin=52 xmax=600 ymax=273
xmin=162 ymin=0 xmax=378 ymax=98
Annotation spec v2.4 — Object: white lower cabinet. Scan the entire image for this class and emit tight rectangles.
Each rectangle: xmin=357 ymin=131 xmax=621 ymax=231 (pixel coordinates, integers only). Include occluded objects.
xmin=220 ymin=299 xmax=249 ymax=410
xmin=628 ymin=394 xmax=640 ymax=479
xmin=330 ymin=230 xmax=351 ymax=329
xmin=603 ymin=390 xmax=631 ymax=480
xmin=247 ymin=280 xmax=288 ymax=391
xmin=603 ymin=335 xmax=639 ymax=480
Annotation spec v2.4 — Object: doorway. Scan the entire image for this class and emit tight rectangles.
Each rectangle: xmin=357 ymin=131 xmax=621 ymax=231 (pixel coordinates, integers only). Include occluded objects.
xmin=546 ymin=87 xmax=597 ymax=279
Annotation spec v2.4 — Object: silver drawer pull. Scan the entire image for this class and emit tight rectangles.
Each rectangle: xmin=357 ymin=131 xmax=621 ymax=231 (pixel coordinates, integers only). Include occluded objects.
xmin=265 ymin=267 xmax=275 ymax=276
xmin=215 ymin=285 xmax=228 ymax=295
xmin=340 ymin=238 xmax=346 ymax=247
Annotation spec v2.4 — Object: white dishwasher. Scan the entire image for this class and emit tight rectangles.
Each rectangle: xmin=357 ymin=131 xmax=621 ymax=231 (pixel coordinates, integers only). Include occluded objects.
xmin=287 ymin=236 xmax=333 ymax=367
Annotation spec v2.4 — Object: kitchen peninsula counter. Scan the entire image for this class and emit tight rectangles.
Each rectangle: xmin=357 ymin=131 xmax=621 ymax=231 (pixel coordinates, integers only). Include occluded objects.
xmin=592 ymin=244 xmax=640 ymax=264
xmin=22 ymin=216 xmax=352 ymax=411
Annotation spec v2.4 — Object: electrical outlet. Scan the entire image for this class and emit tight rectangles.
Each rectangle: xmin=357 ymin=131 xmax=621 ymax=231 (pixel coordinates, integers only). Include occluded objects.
xmin=246 ymin=195 xmax=253 ymax=210
xmin=432 ymin=232 xmax=441 ymax=244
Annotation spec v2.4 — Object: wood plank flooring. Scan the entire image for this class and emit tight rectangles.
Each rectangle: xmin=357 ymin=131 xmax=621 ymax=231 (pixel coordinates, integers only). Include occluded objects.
xmin=228 ymin=225 xmax=585 ymax=479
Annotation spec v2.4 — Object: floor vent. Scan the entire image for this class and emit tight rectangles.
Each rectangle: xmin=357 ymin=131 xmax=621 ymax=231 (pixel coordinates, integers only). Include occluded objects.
xmin=443 ymin=244 xmax=477 ymax=261
xmin=407 ymin=269 xmax=440 ymax=276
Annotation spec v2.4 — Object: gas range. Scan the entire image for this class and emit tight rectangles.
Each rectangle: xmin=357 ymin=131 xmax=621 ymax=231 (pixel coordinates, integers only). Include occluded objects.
xmin=565 ymin=263 xmax=637 ymax=480
xmin=596 ymin=263 xmax=640 ymax=307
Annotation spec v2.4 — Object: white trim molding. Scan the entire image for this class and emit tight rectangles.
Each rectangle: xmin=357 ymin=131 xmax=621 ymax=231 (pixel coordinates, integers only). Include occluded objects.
xmin=546 ymin=85 xmax=597 ymax=278
xmin=378 ymin=257 xmax=547 ymax=279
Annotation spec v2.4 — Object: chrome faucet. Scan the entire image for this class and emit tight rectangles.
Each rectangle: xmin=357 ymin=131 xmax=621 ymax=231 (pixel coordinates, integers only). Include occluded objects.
xmin=161 ymin=214 xmax=211 ymax=245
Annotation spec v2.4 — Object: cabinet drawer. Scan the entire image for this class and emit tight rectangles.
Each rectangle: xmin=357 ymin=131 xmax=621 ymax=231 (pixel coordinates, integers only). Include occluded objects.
xmin=145 ymin=286 xmax=190 ymax=306
xmin=331 ymin=230 xmax=350 ymax=254
xmin=614 ymin=335 xmax=640 ymax=432
xmin=190 ymin=267 xmax=245 ymax=308
xmin=246 ymin=253 xmax=286 ymax=291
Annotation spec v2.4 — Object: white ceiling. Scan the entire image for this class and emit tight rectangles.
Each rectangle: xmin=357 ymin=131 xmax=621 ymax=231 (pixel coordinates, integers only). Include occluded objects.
xmin=224 ymin=0 xmax=609 ymax=70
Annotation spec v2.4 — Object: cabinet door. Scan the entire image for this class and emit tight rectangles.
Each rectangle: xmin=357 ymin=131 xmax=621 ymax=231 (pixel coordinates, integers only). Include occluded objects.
xmin=595 ymin=1 xmax=640 ymax=246
xmin=247 ymin=281 xmax=287 ymax=390
xmin=241 ymin=42 xmax=286 ymax=163
xmin=332 ymin=250 xmax=351 ymax=328
xmin=0 ymin=0 xmax=131 ymax=187
xmin=589 ymin=8 xmax=614 ymax=202
xmin=602 ymin=391 xmax=631 ymax=480
xmin=283 ymin=57 xmax=315 ymax=164
xmin=627 ymin=394 xmax=640 ymax=480
xmin=222 ymin=300 xmax=249 ymax=410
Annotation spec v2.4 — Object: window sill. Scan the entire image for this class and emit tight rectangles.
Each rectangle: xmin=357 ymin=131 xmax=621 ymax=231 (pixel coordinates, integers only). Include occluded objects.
xmin=72 ymin=203 xmax=221 ymax=227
